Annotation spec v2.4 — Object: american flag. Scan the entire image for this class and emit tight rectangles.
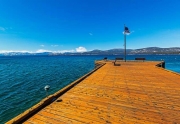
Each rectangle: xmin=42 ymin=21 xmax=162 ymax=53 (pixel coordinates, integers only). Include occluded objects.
xmin=124 ymin=26 xmax=130 ymax=33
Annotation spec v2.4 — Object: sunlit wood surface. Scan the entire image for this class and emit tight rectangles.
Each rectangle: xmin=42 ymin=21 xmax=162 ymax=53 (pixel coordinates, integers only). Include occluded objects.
xmin=24 ymin=61 xmax=180 ymax=124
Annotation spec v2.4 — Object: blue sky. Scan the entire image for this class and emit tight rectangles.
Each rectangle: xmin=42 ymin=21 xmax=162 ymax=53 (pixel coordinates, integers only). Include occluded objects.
xmin=0 ymin=0 xmax=180 ymax=53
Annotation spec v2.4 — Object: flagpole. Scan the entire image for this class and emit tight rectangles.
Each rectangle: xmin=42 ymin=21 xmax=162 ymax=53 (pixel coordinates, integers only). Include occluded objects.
xmin=124 ymin=24 xmax=126 ymax=62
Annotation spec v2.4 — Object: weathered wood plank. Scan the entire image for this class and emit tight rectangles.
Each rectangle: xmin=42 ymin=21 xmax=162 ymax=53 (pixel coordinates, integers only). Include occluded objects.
xmin=7 ymin=61 xmax=180 ymax=124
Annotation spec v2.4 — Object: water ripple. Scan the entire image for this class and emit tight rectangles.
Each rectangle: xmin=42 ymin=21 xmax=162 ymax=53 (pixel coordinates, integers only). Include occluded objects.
xmin=0 ymin=55 xmax=180 ymax=123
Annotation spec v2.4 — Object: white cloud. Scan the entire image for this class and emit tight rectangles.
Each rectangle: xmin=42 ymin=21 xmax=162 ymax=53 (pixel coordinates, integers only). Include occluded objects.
xmin=0 ymin=27 xmax=5 ymax=31
xmin=36 ymin=49 xmax=51 ymax=53
xmin=89 ymin=33 xmax=93 ymax=36
xmin=0 ymin=49 xmax=75 ymax=54
xmin=40 ymin=45 xmax=45 ymax=47
xmin=76 ymin=46 xmax=87 ymax=52
xmin=0 ymin=48 xmax=77 ymax=54
xmin=51 ymin=45 xmax=59 ymax=47
xmin=36 ymin=49 xmax=74 ymax=53
xmin=0 ymin=50 xmax=33 ymax=53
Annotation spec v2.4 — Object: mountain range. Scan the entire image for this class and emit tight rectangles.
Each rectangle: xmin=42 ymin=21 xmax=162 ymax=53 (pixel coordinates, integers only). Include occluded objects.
xmin=71 ymin=47 xmax=180 ymax=55
xmin=0 ymin=47 xmax=180 ymax=56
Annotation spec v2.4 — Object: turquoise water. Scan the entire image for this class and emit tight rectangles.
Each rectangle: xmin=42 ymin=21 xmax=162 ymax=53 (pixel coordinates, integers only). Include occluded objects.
xmin=0 ymin=55 xmax=180 ymax=123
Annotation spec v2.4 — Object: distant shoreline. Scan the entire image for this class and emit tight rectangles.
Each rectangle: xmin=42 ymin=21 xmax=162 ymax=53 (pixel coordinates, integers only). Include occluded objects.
xmin=1 ymin=47 xmax=180 ymax=56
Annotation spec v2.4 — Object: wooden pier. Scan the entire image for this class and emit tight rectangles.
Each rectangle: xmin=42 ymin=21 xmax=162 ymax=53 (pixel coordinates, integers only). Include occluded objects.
xmin=7 ymin=60 xmax=180 ymax=124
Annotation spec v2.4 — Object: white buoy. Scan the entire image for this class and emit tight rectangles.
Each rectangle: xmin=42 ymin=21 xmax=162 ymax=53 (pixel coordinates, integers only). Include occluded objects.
xmin=44 ymin=85 xmax=50 ymax=96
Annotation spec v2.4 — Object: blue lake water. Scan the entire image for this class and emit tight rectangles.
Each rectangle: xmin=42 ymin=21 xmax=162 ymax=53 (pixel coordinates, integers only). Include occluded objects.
xmin=0 ymin=55 xmax=180 ymax=123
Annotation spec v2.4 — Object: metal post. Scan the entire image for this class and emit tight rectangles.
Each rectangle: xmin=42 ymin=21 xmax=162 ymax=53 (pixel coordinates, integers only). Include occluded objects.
xmin=124 ymin=24 xmax=126 ymax=62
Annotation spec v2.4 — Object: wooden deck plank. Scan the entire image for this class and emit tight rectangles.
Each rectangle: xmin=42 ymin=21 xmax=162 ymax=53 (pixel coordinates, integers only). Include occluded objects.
xmin=7 ymin=61 xmax=180 ymax=124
